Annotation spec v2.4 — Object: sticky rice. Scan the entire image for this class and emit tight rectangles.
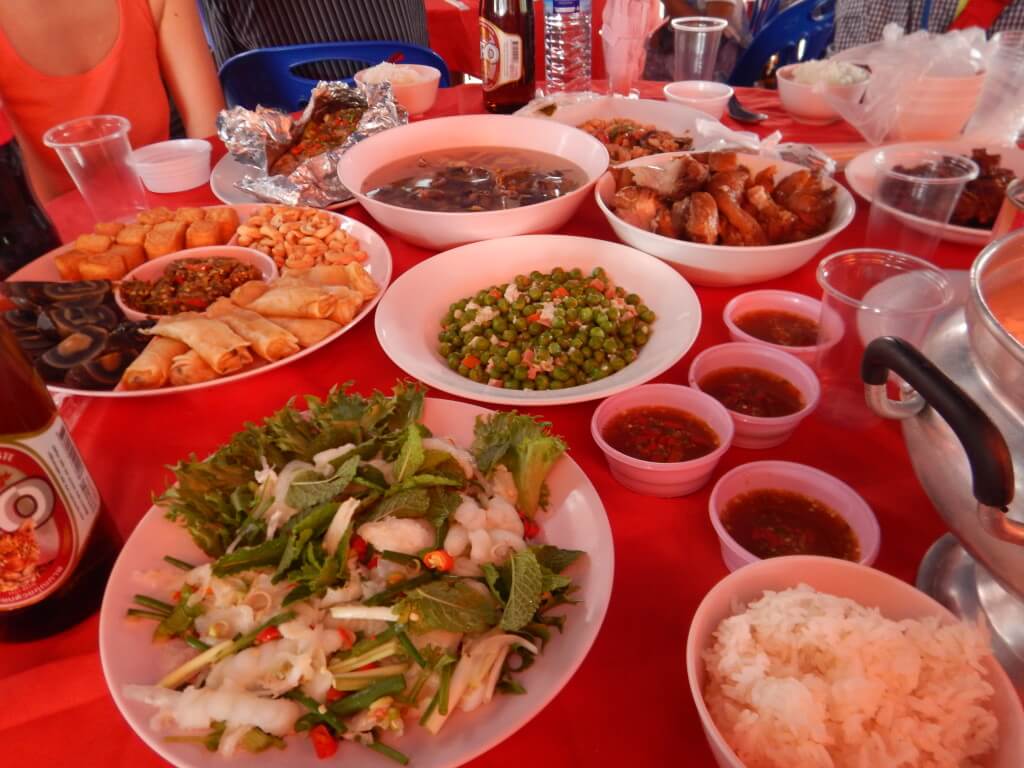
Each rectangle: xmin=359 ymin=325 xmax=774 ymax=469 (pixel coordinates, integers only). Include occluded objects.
xmin=703 ymin=584 xmax=998 ymax=768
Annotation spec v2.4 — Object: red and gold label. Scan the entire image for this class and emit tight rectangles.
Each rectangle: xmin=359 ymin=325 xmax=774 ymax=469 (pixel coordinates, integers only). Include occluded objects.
xmin=480 ymin=17 xmax=524 ymax=91
xmin=0 ymin=416 xmax=100 ymax=610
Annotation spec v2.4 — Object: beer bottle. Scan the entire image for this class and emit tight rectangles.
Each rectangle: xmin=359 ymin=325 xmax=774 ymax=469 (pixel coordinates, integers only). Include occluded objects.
xmin=480 ymin=0 xmax=536 ymax=113
xmin=0 ymin=321 xmax=120 ymax=641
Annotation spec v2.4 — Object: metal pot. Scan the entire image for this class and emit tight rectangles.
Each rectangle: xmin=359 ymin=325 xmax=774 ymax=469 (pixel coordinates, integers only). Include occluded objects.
xmin=861 ymin=228 xmax=1024 ymax=682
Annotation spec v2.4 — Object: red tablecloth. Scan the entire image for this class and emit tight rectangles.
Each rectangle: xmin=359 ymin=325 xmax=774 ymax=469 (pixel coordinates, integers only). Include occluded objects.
xmin=2 ymin=86 xmax=986 ymax=767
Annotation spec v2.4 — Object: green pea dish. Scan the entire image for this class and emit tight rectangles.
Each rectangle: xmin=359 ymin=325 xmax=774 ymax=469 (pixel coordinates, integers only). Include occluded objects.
xmin=438 ymin=267 xmax=655 ymax=391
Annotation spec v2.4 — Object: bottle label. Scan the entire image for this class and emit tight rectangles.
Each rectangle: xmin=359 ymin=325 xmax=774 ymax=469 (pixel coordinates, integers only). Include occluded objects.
xmin=545 ymin=0 xmax=591 ymax=12
xmin=480 ymin=17 xmax=524 ymax=91
xmin=0 ymin=416 xmax=100 ymax=610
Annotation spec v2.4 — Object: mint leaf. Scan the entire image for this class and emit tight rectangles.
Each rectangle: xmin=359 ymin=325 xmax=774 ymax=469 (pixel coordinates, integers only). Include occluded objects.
xmin=386 ymin=474 xmax=463 ymax=496
xmin=500 ymin=550 xmax=543 ymax=631
xmin=394 ymin=423 xmax=424 ymax=482
xmin=540 ymin=567 xmax=572 ymax=593
xmin=426 ymin=489 xmax=461 ymax=530
xmin=481 ymin=563 xmax=505 ymax=605
xmin=370 ymin=488 xmax=431 ymax=520
xmin=285 ymin=455 xmax=359 ymax=510
xmin=532 ymin=545 xmax=583 ymax=574
xmin=398 ymin=579 xmax=499 ymax=633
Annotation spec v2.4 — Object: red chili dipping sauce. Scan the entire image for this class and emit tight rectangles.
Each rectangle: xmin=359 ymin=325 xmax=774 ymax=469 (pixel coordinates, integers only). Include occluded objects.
xmin=699 ymin=367 xmax=804 ymax=418
xmin=721 ymin=489 xmax=861 ymax=560
xmin=735 ymin=309 xmax=819 ymax=347
xmin=602 ymin=405 xmax=719 ymax=463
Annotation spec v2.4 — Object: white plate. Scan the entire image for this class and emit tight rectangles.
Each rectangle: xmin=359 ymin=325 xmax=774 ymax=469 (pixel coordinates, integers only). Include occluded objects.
xmin=211 ymin=153 xmax=357 ymax=210
xmin=9 ymin=204 xmax=392 ymax=398
xmin=516 ymin=95 xmax=719 ymax=138
xmin=99 ymin=396 xmax=614 ymax=768
xmin=596 ymin=152 xmax=857 ymax=288
xmin=374 ymin=234 xmax=702 ymax=406
xmin=845 ymin=140 xmax=1024 ymax=246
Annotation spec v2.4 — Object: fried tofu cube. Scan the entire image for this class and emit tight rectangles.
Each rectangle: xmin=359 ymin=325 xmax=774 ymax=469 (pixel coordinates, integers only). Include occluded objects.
xmin=116 ymin=223 xmax=151 ymax=247
xmin=74 ymin=233 xmax=112 ymax=254
xmin=78 ymin=251 xmax=127 ymax=280
xmin=173 ymin=206 xmax=206 ymax=223
xmin=93 ymin=221 xmax=125 ymax=237
xmin=54 ymin=249 xmax=91 ymax=281
xmin=108 ymin=243 xmax=145 ymax=272
xmin=144 ymin=220 xmax=187 ymax=260
xmin=185 ymin=219 xmax=221 ymax=249
xmin=205 ymin=206 xmax=240 ymax=243
xmin=137 ymin=206 xmax=174 ymax=225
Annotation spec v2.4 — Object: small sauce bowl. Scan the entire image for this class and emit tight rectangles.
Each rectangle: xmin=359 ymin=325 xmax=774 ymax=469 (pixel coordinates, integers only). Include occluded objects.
xmin=663 ymin=81 xmax=734 ymax=120
xmin=723 ymin=289 xmax=840 ymax=365
xmin=591 ymin=383 xmax=734 ymax=497
xmin=708 ymin=460 xmax=881 ymax=571
xmin=115 ymin=245 xmax=277 ymax=321
xmin=130 ymin=139 xmax=212 ymax=193
xmin=689 ymin=342 xmax=820 ymax=449
xmin=354 ymin=63 xmax=441 ymax=116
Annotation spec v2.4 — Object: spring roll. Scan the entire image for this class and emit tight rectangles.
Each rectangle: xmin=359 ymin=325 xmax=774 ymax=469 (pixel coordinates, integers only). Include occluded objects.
xmin=245 ymin=285 xmax=337 ymax=319
xmin=120 ymin=337 xmax=189 ymax=390
xmin=206 ymin=299 xmax=300 ymax=361
xmin=281 ymin=264 xmax=349 ymax=285
xmin=265 ymin=317 xmax=340 ymax=347
xmin=168 ymin=350 xmax=218 ymax=386
xmin=143 ymin=312 xmax=252 ymax=375
xmin=231 ymin=280 xmax=271 ymax=307
xmin=319 ymin=285 xmax=364 ymax=326
xmin=342 ymin=263 xmax=379 ymax=301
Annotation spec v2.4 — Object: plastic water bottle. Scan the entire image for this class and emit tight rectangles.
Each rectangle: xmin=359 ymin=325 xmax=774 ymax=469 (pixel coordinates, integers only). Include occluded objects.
xmin=543 ymin=0 xmax=592 ymax=93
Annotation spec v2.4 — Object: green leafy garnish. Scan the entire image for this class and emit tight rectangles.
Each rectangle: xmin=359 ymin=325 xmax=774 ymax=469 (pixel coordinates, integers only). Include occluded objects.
xmin=394 ymin=423 xmax=424 ymax=482
xmin=285 ymin=455 xmax=359 ymax=510
xmin=396 ymin=579 xmax=499 ymax=633
xmin=500 ymin=550 xmax=543 ymax=631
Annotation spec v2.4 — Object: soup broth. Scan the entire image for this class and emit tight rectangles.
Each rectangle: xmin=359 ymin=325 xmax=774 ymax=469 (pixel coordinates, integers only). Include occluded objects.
xmin=362 ymin=147 xmax=587 ymax=212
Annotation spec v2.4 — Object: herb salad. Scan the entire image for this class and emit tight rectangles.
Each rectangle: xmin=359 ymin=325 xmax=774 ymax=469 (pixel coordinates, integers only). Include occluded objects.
xmin=123 ymin=384 xmax=584 ymax=763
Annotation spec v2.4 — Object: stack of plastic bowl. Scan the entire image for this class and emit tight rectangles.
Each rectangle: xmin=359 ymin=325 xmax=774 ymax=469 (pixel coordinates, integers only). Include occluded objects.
xmin=130 ymin=139 xmax=212 ymax=193
xmin=888 ymin=71 xmax=986 ymax=141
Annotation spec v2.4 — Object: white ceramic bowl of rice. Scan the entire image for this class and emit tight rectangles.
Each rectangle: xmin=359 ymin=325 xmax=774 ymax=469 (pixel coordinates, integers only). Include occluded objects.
xmin=354 ymin=62 xmax=441 ymax=115
xmin=776 ymin=61 xmax=870 ymax=125
xmin=686 ymin=556 xmax=1024 ymax=768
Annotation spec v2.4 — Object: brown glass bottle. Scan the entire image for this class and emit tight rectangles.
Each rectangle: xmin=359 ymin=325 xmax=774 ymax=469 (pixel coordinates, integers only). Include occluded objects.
xmin=480 ymin=0 xmax=536 ymax=113
xmin=0 ymin=321 xmax=120 ymax=642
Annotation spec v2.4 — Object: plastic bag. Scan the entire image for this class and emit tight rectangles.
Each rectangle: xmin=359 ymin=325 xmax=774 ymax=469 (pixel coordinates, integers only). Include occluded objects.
xmin=692 ymin=120 xmax=837 ymax=175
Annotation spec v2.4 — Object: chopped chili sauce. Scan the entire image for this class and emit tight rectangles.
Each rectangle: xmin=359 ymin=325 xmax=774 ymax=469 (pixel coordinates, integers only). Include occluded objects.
xmin=119 ymin=257 xmax=263 ymax=315
xmin=602 ymin=405 xmax=719 ymax=463
xmin=721 ymin=488 xmax=860 ymax=560
xmin=735 ymin=309 xmax=819 ymax=347
xmin=699 ymin=367 xmax=804 ymax=418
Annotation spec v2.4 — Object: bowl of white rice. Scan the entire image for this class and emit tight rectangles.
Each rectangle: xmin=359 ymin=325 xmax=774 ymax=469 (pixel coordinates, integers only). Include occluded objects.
xmin=354 ymin=62 xmax=441 ymax=115
xmin=686 ymin=555 xmax=1024 ymax=768
xmin=776 ymin=61 xmax=870 ymax=125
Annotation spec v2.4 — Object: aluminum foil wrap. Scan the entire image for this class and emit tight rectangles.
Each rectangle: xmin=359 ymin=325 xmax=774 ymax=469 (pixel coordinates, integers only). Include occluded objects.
xmin=216 ymin=81 xmax=407 ymax=207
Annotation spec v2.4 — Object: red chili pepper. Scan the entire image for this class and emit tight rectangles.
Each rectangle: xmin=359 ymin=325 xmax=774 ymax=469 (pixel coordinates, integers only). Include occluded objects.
xmin=590 ymin=278 xmax=605 ymax=292
xmin=522 ymin=348 xmax=535 ymax=364
xmin=488 ymin=288 xmax=501 ymax=299
xmin=170 ymin=590 xmax=181 ymax=602
xmin=309 ymin=724 xmax=338 ymax=759
xmin=551 ymin=286 xmax=569 ymax=299
xmin=422 ymin=549 xmax=454 ymax=572
xmin=337 ymin=627 xmax=355 ymax=650
xmin=462 ymin=354 xmax=481 ymax=369
xmin=367 ymin=554 xmax=379 ymax=569
xmin=522 ymin=518 xmax=541 ymax=539
xmin=351 ymin=534 xmax=368 ymax=561
xmin=255 ymin=626 xmax=282 ymax=645
xmin=325 ymin=687 xmax=347 ymax=703
xmin=526 ymin=312 xmax=541 ymax=324
xmin=358 ymin=661 xmax=380 ymax=672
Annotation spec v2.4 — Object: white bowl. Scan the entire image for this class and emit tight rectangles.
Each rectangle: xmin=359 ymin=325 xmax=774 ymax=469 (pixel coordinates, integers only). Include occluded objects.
xmin=775 ymin=63 xmax=869 ymax=125
xmin=130 ymin=139 xmax=212 ymax=193
xmin=722 ymin=289 xmax=841 ymax=365
xmin=591 ymin=383 xmax=734 ymax=497
xmin=708 ymin=460 xmax=880 ymax=571
xmin=595 ymin=152 xmax=856 ymax=287
xmin=662 ymin=81 xmax=733 ymax=120
xmin=686 ymin=555 xmax=1024 ymax=768
xmin=354 ymin=63 xmax=441 ymax=115
xmin=689 ymin=342 xmax=820 ymax=449
xmin=337 ymin=114 xmax=610 ymax=249
xmin=115 ymin=245 xmax=277 ymax=321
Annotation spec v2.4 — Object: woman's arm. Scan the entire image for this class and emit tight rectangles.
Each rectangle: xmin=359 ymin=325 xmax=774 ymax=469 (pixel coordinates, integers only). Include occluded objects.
xmin=151 ymin=0 xmax=224 ymax=137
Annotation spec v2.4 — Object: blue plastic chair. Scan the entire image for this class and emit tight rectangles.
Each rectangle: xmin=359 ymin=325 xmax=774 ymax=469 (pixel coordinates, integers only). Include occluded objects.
xmin=729 ymin=0 xmax=836 ymax=87
xmin=220 ymin=41 xmax=452 ymax=111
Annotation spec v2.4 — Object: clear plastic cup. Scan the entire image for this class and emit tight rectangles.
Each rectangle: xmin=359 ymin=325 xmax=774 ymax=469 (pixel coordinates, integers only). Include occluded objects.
xmin=43 ymin=115 xmax=147 ymax=222
xmin=671 ymin=17 xmax=728 ymax=81
xmin=963 ymin=30 xmax=1024 ymax=145
xmin=814 ymin=249 xmax=954 ymax=428
xmin=865 ymin=149 xmax=979 ymax=262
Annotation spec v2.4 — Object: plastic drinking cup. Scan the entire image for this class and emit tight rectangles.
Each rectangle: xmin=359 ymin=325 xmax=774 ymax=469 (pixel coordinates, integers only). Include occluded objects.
xmin=671 ymin=17 xmax=728 ymax=82
xmin=963 ymin=30 xmax=1024 ymax=145
xmin=814 ymin=249 xmax=954 ymax=428
xmin=43 ymin=115 xmax=147 ymax=222
xmin=865 ymin=149 xmax=979 ymax=263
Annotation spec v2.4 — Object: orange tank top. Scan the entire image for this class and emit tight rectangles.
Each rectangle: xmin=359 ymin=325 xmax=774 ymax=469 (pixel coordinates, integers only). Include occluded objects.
xmin=0 ymin=0 xmax=170 ymax=197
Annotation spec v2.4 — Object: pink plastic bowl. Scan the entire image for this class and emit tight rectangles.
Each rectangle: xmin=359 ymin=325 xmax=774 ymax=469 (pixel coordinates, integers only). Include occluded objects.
xmin=722 ymin=289 xmax=840 ymax=365
xmin=708 ymin=460 xmax=881 ymax=572
xmin=591 ymin=383 xmax=734 ymax=497
xmin=688 ymin=342 xmax=820 ymax=450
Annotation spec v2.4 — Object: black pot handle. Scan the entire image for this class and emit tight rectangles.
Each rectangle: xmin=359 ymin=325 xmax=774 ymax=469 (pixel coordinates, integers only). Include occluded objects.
xmin=861 ymin=336 xmax=1014 ymax=510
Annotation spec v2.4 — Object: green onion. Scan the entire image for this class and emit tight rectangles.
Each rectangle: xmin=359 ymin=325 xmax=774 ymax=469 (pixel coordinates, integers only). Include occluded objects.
xmin=366 ymin=741 xmax=410 ymax=765
xmin=438 ymin=661 xmax=454 ymax=716
xmin=379 ymin=550 xmax=418 ymax=566
xmin=163 ymin=555 xmax=196 ymax=571
xmin=328 ymin=675 xmax=406 ymax=717
xmin=285 ymin=690 xmax=346 ymax=734
xmin=184 ymin=635 xmax=211 ymax=652
xmin=394 ymin=624 xmax=426 ymax=668
xmin=329 ymin=640 xmax=400 ymax=674
xmin=418 ymin=690 xmax=439 ymax=726
xmin=133 ymin=594 xmax=174 ymax=614
xmin=363 ymin=572 xmax=434 ymax=607
xmin=126 ymin=608 xmax=168 ymax=620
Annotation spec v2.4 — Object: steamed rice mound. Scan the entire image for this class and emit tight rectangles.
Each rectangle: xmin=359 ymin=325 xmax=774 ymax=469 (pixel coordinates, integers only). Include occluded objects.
xmin=703 ymin=585 xmax=998 ymax=768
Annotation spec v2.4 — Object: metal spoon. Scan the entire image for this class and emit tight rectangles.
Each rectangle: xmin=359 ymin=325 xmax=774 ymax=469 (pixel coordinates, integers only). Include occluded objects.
xmin=727 ymin=94 xmax=767 ymax=123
